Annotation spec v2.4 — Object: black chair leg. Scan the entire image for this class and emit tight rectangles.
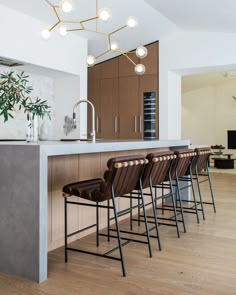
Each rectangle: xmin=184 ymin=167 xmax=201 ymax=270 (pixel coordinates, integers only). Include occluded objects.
xmin=149 ymin=180 xmax=162 ymax=251
xmin=139 ymin=187 xmax=152 ymax=257
xmin=130 ymin=193 xmax=133 ymax=231
xmin=138 ymin=193 xmax=141 ymax=226
xmin=190 ymin=170 xmax=200 ymax=224
xmin=111 ymin=186 xmax=126 ymax=277
xmin=161 ymin=183 xmax=165 ymax=215
xmin=107 ymin=200 xmax=110 ymax=242
xmin=170 ymin=180 xmax=180 ymax=238
xmin=195 ymin=170 xmax=205 ymax=220
xmin=64 ymin=198 xmax=68 ymax=263
xmin=176 ymin=177 xmax=187 ymax=233
xmin=96 ymin=202 xmax=99 ymax=247
xmin=206 ymin=166 xmax=216 ymax=213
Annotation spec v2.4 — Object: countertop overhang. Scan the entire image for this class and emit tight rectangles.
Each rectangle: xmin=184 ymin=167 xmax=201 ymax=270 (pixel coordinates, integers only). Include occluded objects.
xmin=0 ymin=139 xmax=190 ymax=156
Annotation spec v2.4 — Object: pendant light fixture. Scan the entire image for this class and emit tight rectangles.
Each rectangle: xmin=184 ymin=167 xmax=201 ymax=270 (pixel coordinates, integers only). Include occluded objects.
xmin=42 ymin=0 xmax=148 ymax=74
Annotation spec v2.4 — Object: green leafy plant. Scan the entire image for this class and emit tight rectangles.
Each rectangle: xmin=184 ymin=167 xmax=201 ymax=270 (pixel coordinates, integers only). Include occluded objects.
xmin=0 ymin=71 xmax=51 ymax=122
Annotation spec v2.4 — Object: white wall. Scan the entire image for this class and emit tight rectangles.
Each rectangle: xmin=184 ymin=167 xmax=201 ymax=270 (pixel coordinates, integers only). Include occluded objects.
xmin=182 ymin=78 xmax=236 ymax=148
xmin=159 ymin=30 xmax=236 ymax=140
xmin=0 ymin=4 xmax=88 ymax=139
xmin=0 ymin=65 xmax=55 ymax=139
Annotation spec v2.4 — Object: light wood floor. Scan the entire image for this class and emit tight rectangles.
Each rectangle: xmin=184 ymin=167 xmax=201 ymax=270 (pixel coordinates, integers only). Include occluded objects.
xmin=1 ymin=173 xmax=236 ymax=295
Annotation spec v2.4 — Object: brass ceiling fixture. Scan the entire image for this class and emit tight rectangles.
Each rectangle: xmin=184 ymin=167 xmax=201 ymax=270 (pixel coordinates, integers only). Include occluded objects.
xmin=42 ymin=0 xmax=148 ymax=74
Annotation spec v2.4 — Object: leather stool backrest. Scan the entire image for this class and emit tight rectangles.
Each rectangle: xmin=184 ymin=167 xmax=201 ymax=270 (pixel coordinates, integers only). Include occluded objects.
xmin=172 ymin=149 xmax=196 ymax=179
xmin=195 ymin=147 xmax=211 ymax=173
xmin=102 ymin=155 xmax=148 ymax=198
xmin=141 ymin=151 xmax=176 ymax=189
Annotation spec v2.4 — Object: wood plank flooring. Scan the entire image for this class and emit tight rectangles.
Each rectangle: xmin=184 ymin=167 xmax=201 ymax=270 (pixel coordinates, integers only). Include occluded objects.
xmin=1 ymin=173 xmax=236 ymax=295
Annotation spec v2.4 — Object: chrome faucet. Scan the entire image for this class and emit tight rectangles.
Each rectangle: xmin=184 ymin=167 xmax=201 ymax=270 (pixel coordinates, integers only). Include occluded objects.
xmin=73 ymin=99 xmax=96 ymax=143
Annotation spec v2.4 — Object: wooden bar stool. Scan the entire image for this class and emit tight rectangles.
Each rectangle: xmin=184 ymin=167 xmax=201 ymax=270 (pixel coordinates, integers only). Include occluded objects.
xmin=62 ymin=154 xmax=152 ymax=277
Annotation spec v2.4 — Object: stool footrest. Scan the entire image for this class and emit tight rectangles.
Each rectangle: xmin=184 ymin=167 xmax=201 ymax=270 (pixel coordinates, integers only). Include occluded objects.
xmin=66 ymin=247 xmax=121 ymax=261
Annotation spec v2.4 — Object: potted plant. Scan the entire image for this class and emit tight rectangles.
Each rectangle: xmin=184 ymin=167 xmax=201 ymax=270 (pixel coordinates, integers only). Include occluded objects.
xmin=0 ymin=71 xmax=51 ymax=141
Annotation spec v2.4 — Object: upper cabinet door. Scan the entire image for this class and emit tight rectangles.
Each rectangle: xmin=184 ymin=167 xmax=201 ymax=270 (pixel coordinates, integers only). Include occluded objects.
xmin=141 ymin=42 xmax=158 ymax=75
xmin=100 ymin=78 xmax=119 ymax=139
xmin=88 ymin=65 xmax=101 ymax=136
xmin=118 ymin=54 xmax=139 ymax=77
xmin=100 ymin=58 xmax=119 ymax=79
xmin=119 ymin=76 xmax=140 ymax=139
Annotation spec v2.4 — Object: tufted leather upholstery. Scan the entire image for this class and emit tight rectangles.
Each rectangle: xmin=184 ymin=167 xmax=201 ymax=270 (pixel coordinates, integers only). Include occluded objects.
xmin=141 ymin=151 xmax=176 ymax=189
xmin=194 ymin=147 xmax=211 ymax=173
xmin=170 ymin=149 xmax=196 ymax=179
xmin=63 ymin=154 xmax=146 ymax=203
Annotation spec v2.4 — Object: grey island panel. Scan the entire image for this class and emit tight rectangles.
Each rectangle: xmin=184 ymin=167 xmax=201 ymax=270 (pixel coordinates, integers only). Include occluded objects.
xmin=0 ymin=145 xmax=41 ymax=282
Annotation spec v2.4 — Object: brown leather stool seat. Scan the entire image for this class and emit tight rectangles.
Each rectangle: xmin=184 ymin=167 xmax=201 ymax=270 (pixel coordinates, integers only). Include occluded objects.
xmin=63 ymin=154 xmax=152 ymax=277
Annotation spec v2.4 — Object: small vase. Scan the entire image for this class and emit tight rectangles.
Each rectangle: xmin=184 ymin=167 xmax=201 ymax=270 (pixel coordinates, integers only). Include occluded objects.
xmin=26 ymin=114 xmax=39 ymax=143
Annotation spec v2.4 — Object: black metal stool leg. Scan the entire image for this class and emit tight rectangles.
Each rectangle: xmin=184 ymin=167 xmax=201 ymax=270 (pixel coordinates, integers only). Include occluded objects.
xmin=169 ymin=178 xmax=180 ymax=238
xmin=96 ymin=202 xmax=99 ymax=247
xmin=190 ymin=170 xmax=200 ymax=224
xmin=64 ymin=197 xmax=68 ymax=263
xmin=130 ymin=193 xmax=133 ymax=230
xmin=161 ymin=183 xmax=165 ymax=215
xmin=107 ymin=199 xmax=110 ymax=242
xmin=195 ymin=170 xmax=205 ymax=220
xmin=206 ymin=165 xmax=216 ymax=213
xmin=149 ymin=178 xmax=162 ymax=251
xmin=138 ymin=192 xmax=141 ymax=226
xmin=111 ymin=186 xmax=126 ymax=277
xmin=139 ymin=187 xmax=152 ymax=257
xmin=176 ymin=176 xmax=187 ymax=233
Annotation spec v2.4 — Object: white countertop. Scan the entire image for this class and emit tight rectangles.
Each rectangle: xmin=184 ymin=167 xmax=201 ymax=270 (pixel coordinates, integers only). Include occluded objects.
xmin=0 ymin=139 xmax=190 ymax=156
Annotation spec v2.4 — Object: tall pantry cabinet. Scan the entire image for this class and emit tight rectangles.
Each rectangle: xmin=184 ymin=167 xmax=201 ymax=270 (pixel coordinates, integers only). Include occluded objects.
xmin=88 ymin=41 xmax=159 ymax=140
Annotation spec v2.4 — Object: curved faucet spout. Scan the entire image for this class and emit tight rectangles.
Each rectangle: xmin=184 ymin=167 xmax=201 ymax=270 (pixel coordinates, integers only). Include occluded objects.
xmin=73 ymin=99 xmax=96 ymax=143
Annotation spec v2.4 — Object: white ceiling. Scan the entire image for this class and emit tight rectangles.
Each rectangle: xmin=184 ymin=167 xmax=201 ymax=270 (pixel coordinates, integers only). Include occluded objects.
xmin=145 ymin=0 xmax=236 ymax=33
xmin=0 ymin=0 xmax=175 ymax=61
xmin=1 ymin=0 xmax=236 ymax=63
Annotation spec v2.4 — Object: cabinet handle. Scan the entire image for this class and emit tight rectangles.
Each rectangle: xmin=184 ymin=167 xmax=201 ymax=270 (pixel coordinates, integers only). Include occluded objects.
xmin=114 ymin=116 xmax=118 ymax=133
xmin=139 ymin=116 xmax=142 ymax=133
xmin=96 ymin=116 xmax=99 ymax=133
xmin=134 ymin=116 xmax=137 ymax=133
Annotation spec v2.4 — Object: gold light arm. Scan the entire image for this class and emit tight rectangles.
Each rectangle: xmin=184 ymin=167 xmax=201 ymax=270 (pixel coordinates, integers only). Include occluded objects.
xmin=95 ymin=49 xmax=111 ymax=59
xmin=45 ymin=0 xmax=54 ymax=8
xmin=49 ymin=21 xmax=60 ymax=31
xmin=109 ymin=25 xmax=127 ymax=36
xmin=81 ymin=16 xmax=99 ymax=24
xmin=116 ymin=50 xmax=137 ymax=66
xmin=53 ymin=7 xmax=61 ymax=22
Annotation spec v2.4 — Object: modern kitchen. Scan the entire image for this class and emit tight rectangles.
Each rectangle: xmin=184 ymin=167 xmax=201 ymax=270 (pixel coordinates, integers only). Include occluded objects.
xmin=0 ymin=1 xmax=236 ymax=294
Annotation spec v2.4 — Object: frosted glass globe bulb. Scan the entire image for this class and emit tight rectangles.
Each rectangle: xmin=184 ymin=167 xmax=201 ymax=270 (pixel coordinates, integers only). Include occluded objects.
xmin=127 ymin=17 xmax=138 ymax=28
xmin=59 ymin=27 xmax=68 ymax=36
xmin=87 ymin=55 xmax=96 ymax=66
xmin=134 ymin=64 xmax=145 ymax=75
xmin=41 ymin=29 xmax=51 ymax=40
xmin=61 ymin=1 xmax=73 ymax=13
xmin=136 ymin=46 xmax=148 ymax=58
xmin=99 ymin=8 xmax=112 ymax=22
xmin=110 ymin=41 xmax=119 ymax=51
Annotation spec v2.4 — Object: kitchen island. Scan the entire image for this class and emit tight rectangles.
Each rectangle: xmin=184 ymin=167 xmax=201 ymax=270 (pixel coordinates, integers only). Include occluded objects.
xmin=0 ymin=139 xmax=189 ymax=283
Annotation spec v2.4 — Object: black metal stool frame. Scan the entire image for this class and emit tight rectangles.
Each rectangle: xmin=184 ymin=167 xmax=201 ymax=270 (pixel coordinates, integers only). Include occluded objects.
xmin=64 ymin=160 xmax=152 ymax=277
xmin=162 ymin=152 xmax=200 ymax=225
